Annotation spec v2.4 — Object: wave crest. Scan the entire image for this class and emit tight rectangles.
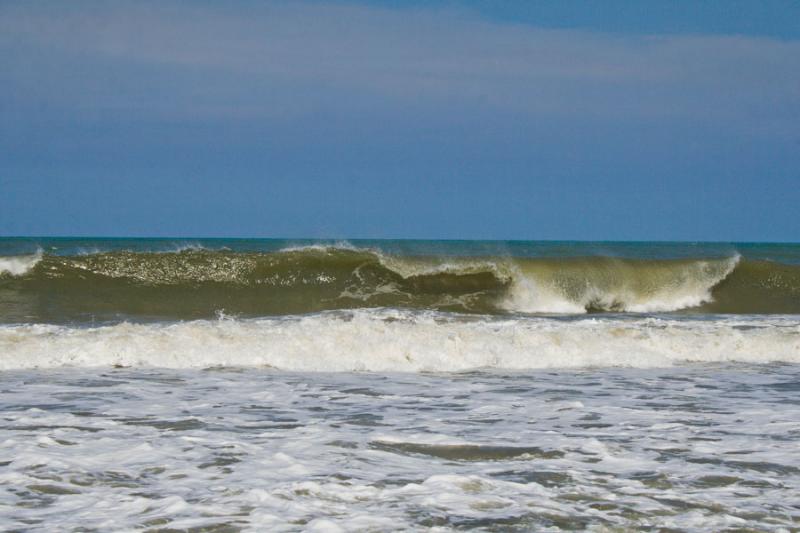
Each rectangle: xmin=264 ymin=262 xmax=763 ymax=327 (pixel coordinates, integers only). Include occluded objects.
xmin=0 ymin=251 xmax=42 ymax=277
xmin=1 ymin=246 xmax=796 ymax=321
xmin=504 ymin=255 xmax=741 ymax=313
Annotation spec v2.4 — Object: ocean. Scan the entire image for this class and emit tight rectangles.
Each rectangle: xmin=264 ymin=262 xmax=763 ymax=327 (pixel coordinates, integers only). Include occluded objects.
xmin=1 ymin=238 xmax=799 ymax=530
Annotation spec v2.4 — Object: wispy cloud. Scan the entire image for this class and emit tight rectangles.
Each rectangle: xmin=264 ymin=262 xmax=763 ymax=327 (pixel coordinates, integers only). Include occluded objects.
xmin=1 ymin=0 xmax=798 ymax=131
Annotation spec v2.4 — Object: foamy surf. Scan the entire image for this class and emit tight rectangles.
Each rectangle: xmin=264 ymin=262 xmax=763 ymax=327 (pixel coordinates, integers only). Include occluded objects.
xmin=4 ymin=364 xmax=800 ymax=531
xmin=1 ymin=309 xmax=797 ymax=371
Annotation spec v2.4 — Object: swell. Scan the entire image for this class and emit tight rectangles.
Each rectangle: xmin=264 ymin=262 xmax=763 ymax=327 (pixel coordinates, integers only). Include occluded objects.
xmin=0 ymin=247 xmax=798 ymax=322
xmin=0 ymin=310 xmax=798 ymax=370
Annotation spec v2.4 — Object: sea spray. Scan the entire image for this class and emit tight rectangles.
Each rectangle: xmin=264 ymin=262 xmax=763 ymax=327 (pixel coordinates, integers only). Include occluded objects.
xmin=0 ymin=250 xmax=42 ymax=276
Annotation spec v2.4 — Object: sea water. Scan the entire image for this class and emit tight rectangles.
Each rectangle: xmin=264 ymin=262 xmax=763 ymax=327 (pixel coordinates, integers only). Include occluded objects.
xmin=1 ymin=238 xmax=799 ymax=530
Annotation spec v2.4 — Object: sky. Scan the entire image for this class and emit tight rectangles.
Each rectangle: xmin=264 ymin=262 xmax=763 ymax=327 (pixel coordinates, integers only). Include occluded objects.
xmin=1 ymin=0 xmax=799 ymax=241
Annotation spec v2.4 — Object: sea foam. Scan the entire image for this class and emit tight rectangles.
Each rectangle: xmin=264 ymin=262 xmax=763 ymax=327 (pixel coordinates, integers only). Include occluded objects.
xmin=1 ymin=309 xmax=797 ymax=371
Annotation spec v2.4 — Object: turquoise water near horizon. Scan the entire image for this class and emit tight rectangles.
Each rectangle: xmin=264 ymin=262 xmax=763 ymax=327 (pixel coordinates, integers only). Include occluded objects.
xmin=2 ymin=236 xmax=800 ymax=262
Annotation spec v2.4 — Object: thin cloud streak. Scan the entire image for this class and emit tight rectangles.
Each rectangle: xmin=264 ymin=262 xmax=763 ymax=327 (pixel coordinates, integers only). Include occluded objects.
xmin=1 ymin=1 xmax=798 ymax=130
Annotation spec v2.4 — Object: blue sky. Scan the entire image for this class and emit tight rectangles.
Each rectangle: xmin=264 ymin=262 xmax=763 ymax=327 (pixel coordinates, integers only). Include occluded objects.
xmin=1 ymin=1 xmax=798 ymax=240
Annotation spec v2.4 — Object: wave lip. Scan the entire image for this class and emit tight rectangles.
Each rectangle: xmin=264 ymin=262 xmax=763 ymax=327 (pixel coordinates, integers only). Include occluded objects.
xmin=1 ymin=310 xmax=798 ymax=371
xmin=0 ymin=250 xmax=42 ymax=276
xmin=505 ymin=255 xmax=742 ymax=314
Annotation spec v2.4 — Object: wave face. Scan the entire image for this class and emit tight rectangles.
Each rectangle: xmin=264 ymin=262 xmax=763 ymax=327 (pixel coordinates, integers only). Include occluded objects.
xmin=1 ymin=245 xmax=800 ymax=322
xmin=1 ymin=310 xmax=798 ymax=370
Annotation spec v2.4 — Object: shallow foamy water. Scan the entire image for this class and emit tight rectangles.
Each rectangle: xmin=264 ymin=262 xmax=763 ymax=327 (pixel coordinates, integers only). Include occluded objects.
xmin=2 ymin=364 xmax=799 ymax=531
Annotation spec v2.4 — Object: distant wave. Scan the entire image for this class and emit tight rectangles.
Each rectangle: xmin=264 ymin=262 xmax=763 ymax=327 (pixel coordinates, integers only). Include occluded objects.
xmin=1 ymin=246 xmax=799 ymax=322
xmin=1 ymin=310 xmax=797 ymax=371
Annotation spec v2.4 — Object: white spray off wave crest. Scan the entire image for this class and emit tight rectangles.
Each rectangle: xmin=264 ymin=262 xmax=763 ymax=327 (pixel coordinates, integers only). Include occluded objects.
xmin=0 ymin=250 xmax=42 ymax=276
xmin=503 ymin=255 xmax=741 ymax=313
xmin=1 ymin=309 xmax=797 ymax=371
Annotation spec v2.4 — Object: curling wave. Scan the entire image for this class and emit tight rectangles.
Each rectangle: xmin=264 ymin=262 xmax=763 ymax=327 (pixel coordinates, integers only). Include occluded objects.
xmin=0 ymin=246 xmax=798 ymax=322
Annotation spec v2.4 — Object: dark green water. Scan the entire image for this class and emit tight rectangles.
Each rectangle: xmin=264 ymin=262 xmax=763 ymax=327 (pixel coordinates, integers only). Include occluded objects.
xmin=1 ymin=238 xmax=799 ymax=323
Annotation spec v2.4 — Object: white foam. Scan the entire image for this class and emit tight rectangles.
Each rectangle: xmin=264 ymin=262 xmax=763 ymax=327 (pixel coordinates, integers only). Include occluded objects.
xmin=2 ymin=364 xmax=799 ymax=531
xmin=500 ymin=263 xmax=586 ymax=313
xmin=0 ymin=251 xmax=42 ymax=276
xmin=1 ymin=309 xmax=797 ymax=371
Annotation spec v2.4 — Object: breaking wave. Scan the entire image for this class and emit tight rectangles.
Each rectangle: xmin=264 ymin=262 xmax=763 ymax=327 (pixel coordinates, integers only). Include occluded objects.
xmin=0 ymin=251 xmax=42 ymax=277
xmin=1 ymin=246 xmax=798 ymax=322
xmin=0 ymin=310 xmax=798 ymax=371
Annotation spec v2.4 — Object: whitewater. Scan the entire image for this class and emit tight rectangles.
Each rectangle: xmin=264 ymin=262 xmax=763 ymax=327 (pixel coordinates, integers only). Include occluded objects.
xmin=2 ymin=238 xmax=799 ymax=530
xmin=1 ymin=310 xmax=799 ymax=371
